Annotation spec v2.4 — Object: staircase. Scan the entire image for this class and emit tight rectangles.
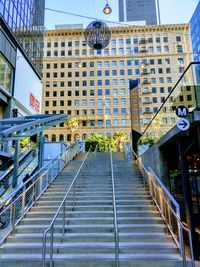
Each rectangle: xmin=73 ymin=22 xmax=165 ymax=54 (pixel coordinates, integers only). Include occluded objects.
xmin=0 ymin=152 xmax=185 ymax=266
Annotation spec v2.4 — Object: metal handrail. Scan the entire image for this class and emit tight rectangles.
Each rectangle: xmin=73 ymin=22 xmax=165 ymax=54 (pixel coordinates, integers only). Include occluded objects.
xmin=42 ymin=149 xmax=91 ymax=267
xmin=110 ymin=151 xmax=119 ymax=267
xmin=126 ymin=145 xmax=195 ymax=267
xmin=0 ymin=146 xmax=69 ymax=207
xmin=0 ymin=144 xmax=80 ymax=243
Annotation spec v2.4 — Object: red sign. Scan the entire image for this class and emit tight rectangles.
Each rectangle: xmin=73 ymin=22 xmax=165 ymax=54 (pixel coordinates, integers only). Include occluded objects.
xmin=30 ymin=93 xmax=40 ymax=113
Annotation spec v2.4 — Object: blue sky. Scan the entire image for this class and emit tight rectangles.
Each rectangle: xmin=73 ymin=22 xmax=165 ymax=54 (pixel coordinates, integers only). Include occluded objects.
xmin=45 ymin=0 xmax=198 ymax=29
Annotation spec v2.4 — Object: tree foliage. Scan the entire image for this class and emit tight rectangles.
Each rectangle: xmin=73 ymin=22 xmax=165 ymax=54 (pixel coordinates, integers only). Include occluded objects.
xmin=65 ymin=117 xmax=79 ymax=135
xmin=113 ymin=131 xmax=127 ymax=152
xmin=85 ymin=134 xmax=116 ymax=152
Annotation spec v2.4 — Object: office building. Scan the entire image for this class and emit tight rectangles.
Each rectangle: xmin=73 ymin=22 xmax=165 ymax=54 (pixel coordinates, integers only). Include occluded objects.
xmin=0 ymin=0 xmax=44 ymax=157
xmin=119 ymin=0 xmax=158 ymax=25
xmin=42 ymin=23 xmax=193 ymax=143
xmin=190 ymin=1 xmax=200 ymax=84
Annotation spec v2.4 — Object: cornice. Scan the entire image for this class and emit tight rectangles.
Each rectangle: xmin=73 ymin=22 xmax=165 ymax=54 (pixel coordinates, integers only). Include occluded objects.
xmin=45 ymin=23 xmax=190 ymax=38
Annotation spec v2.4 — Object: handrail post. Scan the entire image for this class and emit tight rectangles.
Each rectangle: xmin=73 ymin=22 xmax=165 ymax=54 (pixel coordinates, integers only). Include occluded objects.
xmin=50 ymin=225 xmax=54 ymax=267
xmin=63 ymin=200 xmax=66 ymax=235
xmin=42 ymin=233 xmax=47 ymax=267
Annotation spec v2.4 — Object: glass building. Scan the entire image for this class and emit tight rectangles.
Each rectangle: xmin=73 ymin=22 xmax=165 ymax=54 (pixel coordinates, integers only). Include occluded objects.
xmin=119 ymin=0 xmax=158 ymax=25
xmin=0 ymin=0 xmax=45 ymax=73
xmin=190 ymin=1 xmax=200 ymax=84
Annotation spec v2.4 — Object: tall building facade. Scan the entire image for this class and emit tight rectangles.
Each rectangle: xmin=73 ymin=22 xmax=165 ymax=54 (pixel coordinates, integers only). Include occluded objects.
xmin=42 ymin=23 xmax=192 ymax=143
xmin=190 ymin=1 xmax=200 ymax=84
xmin=119 ymin=0 xmax=158 ymax=25
xmin=0 ymin=0 xmax=44 ymax=118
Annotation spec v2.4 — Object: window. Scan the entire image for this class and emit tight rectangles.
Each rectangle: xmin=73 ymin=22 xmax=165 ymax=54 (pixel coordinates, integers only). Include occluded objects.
xmin=179 ymin=67 xmax=185 ymax=73
xmin=105 ymin=89 xmax=110 ymax=95
xmin=112 ymin=70 xmax=117 ymax=76
xmin=134 ymin=47 xmax=139 ymax=53
xmin=178 ymin=58 xmax=184 ymax=64
xmin=98 ymin=120 xmax=103 ymax=126
xmin=158 ymin=68 xmax=163 ymax=74
xmin=112 ymin=61 xmax=117 ymax=66
xmin=120 ymin=79 xmax=125 ymax=86
xmin=98 ymin=109 xmax=103 ymax=114
xmin=127 ymin=69 xmax=132 ymax=75
xmin=113 ymin=108 xmax=118 ymax=115
xmin=82 ymin=100 xmax=87 ymax=106
xmin=45 ymin=91 xmax=49 ymax=97
xmin=126 ymin=38 xmax=131 ymax=44
xmin=160 ymin=87 xmax=165 ymax=93
xmin=163 ymin=36 xmax=168 ymax=42
xmin=105 ymin=99 xmax=110 ymax=105
xmin=135 ymin=69 xmax=140 ymax=75
xmin=122 ymin=120 xmax=126 ymax=126
xmin=119 ymin=48 xmax=124 ymax=54
xmin=111 ymin=39 xmax=116 ymax=45
xmin=150 ymin=59 xmax=155 ymax=65
xmin=111 ymin=48 xmax=116 ymax=55
xmin=82 ymin=71 xmax=87 ymax=77
xmin=82 ymin=90 xmax=87 ymax=96
xmin=113 ymin=89 xmax=118 ymax=96
xmin=68 ymin=51 xmax=72 ymax=56
xmin=104 ymin=61 xmax=109 ymax=67
xmin=120 ymin=60 xmax=124 ymax=66
xmin=156 ymin=46 xmax=161 ymax=52
xmin=75 ymin=100 xmax=79 ymax=106
xmin=97 ymin=71 xmax=102 ymax=76
xmin=176 ymin=36 xmax=181 ymax=42
xmin=150 ymin=69 xmax=155 ymax=74
xmin=105 ymin=80 xmax=110 ymax=86
xmin=187 ymin=95 xmax=192 ymax=101
xmin=106 ymin=120 xmax=111 ymax=126
xmin=90 ymin=121 xmax=95 ymax=126
xmin=159 ymin=77 xmax=164 ymax=83
xmin=166 ymin=77 xmax=172 ymax=83
xmin=153 ymin=107 xmax=158 ymax=113
xmin=90 ymin=62 xmax=94 ymax=67
xmin=156 ymin=37 xmax=160 ymax=43
xmin=118 ymin=39 xmax=123 ymax=45
xmin=113 ymin=99 xmax=118 ymax=105
xmin=106 ymin=109 xmax=111 ymax=114
xmin=127 ymin=60 xmax=132 ymax=66
xmin=98 ymin=89 xmax=102 ymax=96
xmin=114 ymin=120 xmax=119 ymax=126
xmin=75 ymin=81 xmax=79 ymax=87
xmin=90 ymin=90 xmax=95 ymax=96
xmin=68 ymin=63 xmax=72 ymax=68
xmin=105 ymin=70 xmax=109 ymax=76
xmin=164 ymin=46 xmax=169 ymax=52
xmin=121 ymin=108 xmax=126 ymax=114
xmin=90 ymin=100 xmax=95 ymax=106
xmin=120 ymin=89 xmax=125 ymax=95
xmin=75 ymin=90 xmax=79 ymax=96
xmin=121 ymin=98 xmax=126 ymax=105
xmin=98 ymin=99 xmax=103 ymax=105
xmin=68 ymin=91 xmax=72 ymax=96
xmin=53 ymin=91 xmax=57 ymax=97
xmin=161 ymin=97 xmax=165 ymax=103
xmin=97 ymin=80 xmax=102 ymax=86
xmin=177 ymin=45 xmax=183 ymax=53
xmin=112 ymin=80 xmax=118 ymax=86
xmin=153 ymin=97 xmax=157 ymax=103
xmin=133 ymin=38 xmax=138 ymax=44
xmin=90 ymin=80 xmax=95 ymax=86
xmin=166 ymin=68 xmax=171 ymax=74
xmin=82 ymin=81 xmax=87 ymax=86
xmin=158 ymin=59 xmax=162 ymax=64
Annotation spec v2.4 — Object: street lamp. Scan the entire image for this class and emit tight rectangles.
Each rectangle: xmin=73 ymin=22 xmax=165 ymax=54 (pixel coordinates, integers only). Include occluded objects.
xmin=103 ymin=0 xmax=112 ymax=15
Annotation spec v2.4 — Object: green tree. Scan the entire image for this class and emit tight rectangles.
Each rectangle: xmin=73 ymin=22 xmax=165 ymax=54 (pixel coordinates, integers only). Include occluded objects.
xmin=85 ymin=134 xmax=116 ymax=152
xmin=65 ymin=117 xmax=79 ymax=141
xmin=113 ymin=131 xmax=127 ymax=152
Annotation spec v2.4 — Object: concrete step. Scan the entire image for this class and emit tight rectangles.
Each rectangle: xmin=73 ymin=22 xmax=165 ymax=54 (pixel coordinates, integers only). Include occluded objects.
xmin=31 ymin=205 xmax=114 ymax=212
xmin=6 ymin=232 xmax=114 ymax=243
xmin=15 ymin=224 xmax=114 ymax=234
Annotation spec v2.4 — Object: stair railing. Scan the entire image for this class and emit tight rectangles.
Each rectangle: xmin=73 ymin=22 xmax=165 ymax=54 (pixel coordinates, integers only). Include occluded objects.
xmin=128 ymin=146 xmax=195 ymax=267
xmin=110 ymin=151 xmax=119 ymax=267
xmin=0 ymin=143 xmax=80 ymax=244
xmin=42 ymin=149 xmax=91 ymax=267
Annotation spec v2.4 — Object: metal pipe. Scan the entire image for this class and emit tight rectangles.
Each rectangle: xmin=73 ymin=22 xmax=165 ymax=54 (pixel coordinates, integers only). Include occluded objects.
xmin=110 ymin=151 xmax=119 ymax=267
xmin=50 ymin=226 xmax=54 ymax=267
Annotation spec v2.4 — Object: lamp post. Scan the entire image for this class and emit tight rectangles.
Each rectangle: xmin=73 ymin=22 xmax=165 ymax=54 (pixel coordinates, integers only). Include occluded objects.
xmin=103 ymin=0 xmax=112 ymax=14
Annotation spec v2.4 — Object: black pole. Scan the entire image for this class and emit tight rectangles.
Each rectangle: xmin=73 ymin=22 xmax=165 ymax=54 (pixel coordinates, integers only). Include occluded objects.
xmin=178 ymin=139 xmax=199 ymax=259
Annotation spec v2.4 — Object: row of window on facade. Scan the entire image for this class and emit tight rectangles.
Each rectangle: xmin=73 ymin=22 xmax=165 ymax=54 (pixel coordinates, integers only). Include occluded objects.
xmin=45 ymin=35 xmax=182 ymax=49
xmin=45 ymin=45 xmax=183 ymax=57
xmin=44 ymin=66 xmax=185 ymax=79
xmin=45 ymin=88 xmax=128 ymax=97
xmin=44 ymin=57 xmax=184 ymax=70
xmin=45 ymin=98 xmax=129 ymax=107
xmin=44 ymin=76 xmax=174 ymax=89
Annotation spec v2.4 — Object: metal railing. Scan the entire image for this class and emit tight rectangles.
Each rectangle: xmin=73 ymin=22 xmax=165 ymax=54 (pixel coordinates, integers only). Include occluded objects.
xmin=0 ymin=143 xmax=80 ymax=243
xmin=110 ymin=151 xmax=119 ymax=267
xmin=42 ymin=149 xmax=91 ymax=267
xmin=124 ymin=144 xmax=195 ymax=267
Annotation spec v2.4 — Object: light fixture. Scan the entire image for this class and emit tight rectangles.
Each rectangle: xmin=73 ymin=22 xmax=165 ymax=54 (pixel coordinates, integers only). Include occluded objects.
xmin=103 ymin=0 xmax=112 ymax=15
